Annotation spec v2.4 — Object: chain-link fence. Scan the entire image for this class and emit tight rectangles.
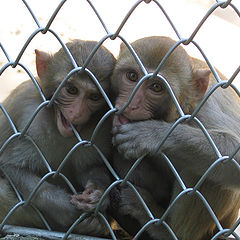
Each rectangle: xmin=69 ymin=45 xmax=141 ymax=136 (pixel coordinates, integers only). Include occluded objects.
xmin=0 ymin=0 xmax=239 ymax=239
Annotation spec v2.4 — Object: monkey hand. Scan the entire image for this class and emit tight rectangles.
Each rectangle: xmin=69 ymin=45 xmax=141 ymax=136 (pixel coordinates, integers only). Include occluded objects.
xmin=71 ymin=180 xmax=109 ymax=212
xmin=71 ymin=182 xmax=110 ymax=236
xmin=71 ymin=183 xmax=106 ymax=212
xmin=112 ymin=120 xmax=167 ymax=159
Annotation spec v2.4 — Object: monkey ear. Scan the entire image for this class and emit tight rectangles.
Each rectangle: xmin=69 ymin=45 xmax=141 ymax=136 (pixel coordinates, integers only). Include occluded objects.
xmin=193 ymin=69 xmax=211 ymax=98
xmin=120 ymin=42 xmax=126 ymax=52
xmin=35 ymin=49 xmax=51 ymax=79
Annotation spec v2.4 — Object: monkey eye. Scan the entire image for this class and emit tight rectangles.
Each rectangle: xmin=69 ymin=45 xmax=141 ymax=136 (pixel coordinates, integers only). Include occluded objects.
xmin=126 ymin=71 xmax=138 ymax=82
xmin=66 ymin=83 xmax=78 ymax=95
xmin=89 ymin=93 xmax=102 ymax=101
xmin=150 ymin=82 xmax=164 ymax=92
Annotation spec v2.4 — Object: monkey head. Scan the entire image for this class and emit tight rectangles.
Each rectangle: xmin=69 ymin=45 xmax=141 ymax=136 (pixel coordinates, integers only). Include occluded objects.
xmin=111 ymin=36 xmax=210 ymax=126
xmin=35 ymin=40 xmax=116 ymax=137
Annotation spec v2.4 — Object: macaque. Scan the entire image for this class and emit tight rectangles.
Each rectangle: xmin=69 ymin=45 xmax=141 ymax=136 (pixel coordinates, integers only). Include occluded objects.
xmin=111 ymin=36 xmax=240 ymax=239
xmin=0 ymin=40 xmax=116 ymax=236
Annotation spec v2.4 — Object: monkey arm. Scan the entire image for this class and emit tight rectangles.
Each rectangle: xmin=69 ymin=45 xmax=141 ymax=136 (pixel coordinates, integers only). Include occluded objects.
xmin=1 ymin=165 xmax=108 ymax=235
xmin=113 ymin=120 xmax=240 ymax=188
xmin=1 ymin=166 xmax=80 ymax=226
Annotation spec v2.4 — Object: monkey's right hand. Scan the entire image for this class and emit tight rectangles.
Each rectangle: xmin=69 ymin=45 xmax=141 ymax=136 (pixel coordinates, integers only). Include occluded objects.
xmin=71 ymin=187 xmax=104 ymax=212
xmin=112 ymin=120 xmax=164 ymax=159
xmin=71 ymin=184 xmax=109 ymax=236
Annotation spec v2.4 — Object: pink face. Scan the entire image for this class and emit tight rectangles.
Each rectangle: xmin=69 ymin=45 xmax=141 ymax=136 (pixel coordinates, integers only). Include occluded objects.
xmin=35 ymin=46 xmax=115 ymax=138
xmin=113 ymin=70 xmax=167 ymax=127
xmin=56 ymin=80 xmax=106 ymax=137
xmin=35 ymin=49 xmax=108 ymax=138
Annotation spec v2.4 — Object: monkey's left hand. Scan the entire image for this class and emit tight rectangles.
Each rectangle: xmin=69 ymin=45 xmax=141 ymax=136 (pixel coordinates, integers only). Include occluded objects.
xmin=71 ymin=184 xmax=104 ymax=212
xmin=113 ymin=120 xmax=170 ymax=159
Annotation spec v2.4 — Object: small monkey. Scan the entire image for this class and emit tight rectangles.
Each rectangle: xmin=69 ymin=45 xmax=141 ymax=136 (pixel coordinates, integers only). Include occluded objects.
xmin=0 ymin=40 xmax=116 ymax=236
xmin=111 ymin=36 xmax=240 ymax=239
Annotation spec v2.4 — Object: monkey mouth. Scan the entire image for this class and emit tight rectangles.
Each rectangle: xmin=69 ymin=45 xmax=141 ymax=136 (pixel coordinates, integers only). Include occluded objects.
xmin=56 ymin=109 xmax=74 ymax=137
xmin=57 ymin=110 xmax=83 ymax=137
xmin=113 ymin=114 xmax=131 ymax=126
xmin=60 ymin=112 xmax=72 ymax=129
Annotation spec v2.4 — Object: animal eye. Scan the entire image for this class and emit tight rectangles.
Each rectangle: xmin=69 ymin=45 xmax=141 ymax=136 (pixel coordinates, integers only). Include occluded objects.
xmin=126 ymin=71 xmax=138 ymax=82
xmin=66 ymin=83 xmax=78 ymax=95
xmin=89 ymin=93 xmax=102 ymax=101
xmin=150 ymin=83 xmax=164 ymax=92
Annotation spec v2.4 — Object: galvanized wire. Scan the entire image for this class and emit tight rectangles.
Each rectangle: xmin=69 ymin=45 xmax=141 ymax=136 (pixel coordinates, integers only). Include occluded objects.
xmin=0 ymin=0 xmax=239 ymax=239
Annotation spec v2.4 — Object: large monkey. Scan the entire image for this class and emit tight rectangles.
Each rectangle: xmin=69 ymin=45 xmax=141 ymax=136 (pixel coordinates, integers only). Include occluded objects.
xmin=111 ymin=36 xmax=240 ymax=240
xmin=0 ymin=40 xmax=115 ymax=236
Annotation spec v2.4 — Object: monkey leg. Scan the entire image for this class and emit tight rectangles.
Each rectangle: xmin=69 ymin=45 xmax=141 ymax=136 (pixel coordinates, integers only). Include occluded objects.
xmin=169 ymin=181 xmax=240 ymax=240
xmin=0 ymin=176 xmax=45 ymax=228
xmin=110 ymin=185 xmax=172 ymax=240
xmin=0 ymin=167 xmax=110 ymax=236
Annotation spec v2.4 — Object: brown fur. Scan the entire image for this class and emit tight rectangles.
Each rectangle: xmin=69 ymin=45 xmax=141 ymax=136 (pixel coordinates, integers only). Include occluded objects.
xmin=111 ymin=36 xmax=240 ymax=240
xmin=0 ymin=40 xmax=116 ymax=236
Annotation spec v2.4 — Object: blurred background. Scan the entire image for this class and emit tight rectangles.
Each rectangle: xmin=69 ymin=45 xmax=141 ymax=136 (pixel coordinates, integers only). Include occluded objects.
xmin=0 ymin=0 xmax=239 ymax=101
xmin=0 ymin=0 xmax=239 ymax=236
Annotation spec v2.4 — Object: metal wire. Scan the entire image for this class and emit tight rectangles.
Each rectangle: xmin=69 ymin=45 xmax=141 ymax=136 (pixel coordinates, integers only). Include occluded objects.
xmin=0 ymin=0 xmax=239 ymax=239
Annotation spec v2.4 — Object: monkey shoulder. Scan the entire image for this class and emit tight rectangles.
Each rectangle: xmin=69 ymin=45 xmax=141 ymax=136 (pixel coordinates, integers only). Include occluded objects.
xmin=3 ymin=80 xmax=43 ymax=120
xmin=0 ymin=80 xmax=62 ymax=164
xmin=0 ymin=81 xmax=41 ymax=139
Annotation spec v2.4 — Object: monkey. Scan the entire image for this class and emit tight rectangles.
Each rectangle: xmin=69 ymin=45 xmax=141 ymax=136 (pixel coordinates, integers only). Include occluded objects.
xmin=0 ymin=39 xmax=116 ymax=236
xmin=110 ymin=36 xmax=240 ymax=240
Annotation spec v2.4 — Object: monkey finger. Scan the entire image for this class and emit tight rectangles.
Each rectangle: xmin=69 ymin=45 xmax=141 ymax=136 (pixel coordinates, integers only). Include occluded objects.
xmin=112 ymin=134 xmax=123 ymax=146
xmin=83 ymin=188 xmax=93 ymax=195
xmin=71 ymin=197 xmax=85 ymax=207
xmin=71 ymin=197 xmax=95 ymax=210
xmin=112 ymin=126 xmax=120 ymax=135
xmin=71 ymin=199 xmax=96 ymax=211
xmin=72 ymin=190 xmax=102 ymax=203
xmin=112 ymin=124 xmax=131 ymax=135
xmin=114 ymin=132 xmax=134 ymax=145
xmin=112 ymin=135 xmax=125 ymax=146
xmin=72 ymin=194 xmax=91 ymax=202
xmin=119 ymin=141 xmax=148 ymax=160
xmin=117 ymin=143 xmax=135 ymax=157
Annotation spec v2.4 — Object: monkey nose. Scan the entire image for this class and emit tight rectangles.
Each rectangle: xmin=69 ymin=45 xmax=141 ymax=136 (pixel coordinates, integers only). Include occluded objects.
xmin=130 ymin=105 xmax=138 ymax=110
xmin=125 ymin=104 xmax=139 ymax=113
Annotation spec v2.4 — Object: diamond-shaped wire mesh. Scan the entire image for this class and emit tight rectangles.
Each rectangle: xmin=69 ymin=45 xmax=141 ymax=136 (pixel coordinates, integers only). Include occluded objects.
xmin=0 ymin=0 xmax=239 ymax=239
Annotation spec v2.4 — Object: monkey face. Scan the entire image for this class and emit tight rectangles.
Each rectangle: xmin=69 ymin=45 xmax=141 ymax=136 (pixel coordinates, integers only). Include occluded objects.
xmin=112 ymin=67 xmax=170 ymax=127
xmin=112 ymin=37 xmax=211 ymax=127
xmin=55 ymin=78 xmax=106 ymax=137
xmin=35 ymin=40 xmax=115 ymax=138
